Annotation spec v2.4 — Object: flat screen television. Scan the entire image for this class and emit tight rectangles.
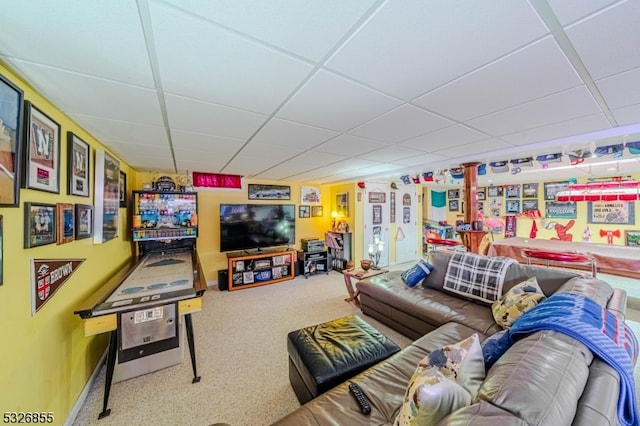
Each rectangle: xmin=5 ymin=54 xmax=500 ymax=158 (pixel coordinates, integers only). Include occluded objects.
xmin=219 ymin=204 xmax=295 ymax=252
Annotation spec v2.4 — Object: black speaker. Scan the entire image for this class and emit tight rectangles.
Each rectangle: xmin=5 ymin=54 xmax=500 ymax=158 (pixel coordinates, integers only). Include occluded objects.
xmin=218 ymin=269 xmax=229 ymax=291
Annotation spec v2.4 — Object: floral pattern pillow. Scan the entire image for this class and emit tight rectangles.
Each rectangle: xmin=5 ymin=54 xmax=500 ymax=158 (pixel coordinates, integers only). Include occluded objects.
xmin=394 ymin=334 xmax=485 ymax=425
xmin=491 ymin=276 xmax=546 ymax=329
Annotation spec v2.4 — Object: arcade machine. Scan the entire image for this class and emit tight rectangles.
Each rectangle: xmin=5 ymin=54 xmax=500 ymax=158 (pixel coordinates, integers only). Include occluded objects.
xmin=75 ymin=182 xmax=206 ymax=419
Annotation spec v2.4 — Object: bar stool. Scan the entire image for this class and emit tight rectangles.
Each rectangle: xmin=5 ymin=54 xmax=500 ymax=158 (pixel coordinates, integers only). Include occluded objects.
xmin=522 ymin=249 xmax=597 ymax=277
xmin=426 ymin=237 xmax=465 ymax=254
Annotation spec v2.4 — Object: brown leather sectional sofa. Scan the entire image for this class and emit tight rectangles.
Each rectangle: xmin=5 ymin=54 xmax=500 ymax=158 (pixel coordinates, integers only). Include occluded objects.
xmin=273 ymin=251 xmax=630 ymax=425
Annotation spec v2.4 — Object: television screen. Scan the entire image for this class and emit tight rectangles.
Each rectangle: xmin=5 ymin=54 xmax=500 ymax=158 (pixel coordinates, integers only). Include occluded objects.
xmin=219 ymin=204 xmax=295 ymax=252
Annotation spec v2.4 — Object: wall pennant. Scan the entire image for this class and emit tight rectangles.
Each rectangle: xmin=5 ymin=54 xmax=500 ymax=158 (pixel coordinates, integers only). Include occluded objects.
xmin=31 ymin=259 xmax=85 ymax=315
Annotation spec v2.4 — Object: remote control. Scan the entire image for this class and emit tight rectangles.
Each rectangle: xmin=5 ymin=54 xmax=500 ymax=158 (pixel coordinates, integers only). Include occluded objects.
xmin=348 ymin=382 xmax=372 ymax=414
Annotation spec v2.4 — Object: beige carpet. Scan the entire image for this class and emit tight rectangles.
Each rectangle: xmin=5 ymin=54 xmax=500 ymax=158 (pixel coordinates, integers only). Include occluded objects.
xmin=72 ymin=267 xmax=640 ymax=426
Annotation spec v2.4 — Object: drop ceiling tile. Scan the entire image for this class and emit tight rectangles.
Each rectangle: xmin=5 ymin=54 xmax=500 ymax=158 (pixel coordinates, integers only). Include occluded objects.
xmin=434 ymin=138 xmax=513 ymax=158
xmin=467 ymin=87 xmax=602 ymax=136
xmin=612 ymin=103 xmax=640 ymax=127
xmin=414 ymin=37 xmax=582 ymax=121
xmin=564 ymin=1 xmax=640 ymax=79
xmin=596 ymin=67 xmax=640 ymax=110
xmin=0 ymin=0 xmax=153 ymax=87
xmin=106 ymin=141 xmax=172 ymax=160
xmin=325 ymin=158 xmax=380 ymax=173
xmin=163 ymin=0 xmax=376 ymax=61
xmin=349 ymin=104 xmax=453 ymax=143
xmin=176 ymin=159 xmax=227 ymax=174
xmin=391 ymin=152 xmax=451 ymax=167
xmin=149 ymin=1 xmax=313 ymax=113
xmin=11 ymin=61 xmax=163 ymax=125
xmin=357 ymin=145 xmax=425 ymax=162
xmin=326 ymin=0 xmax=548 ymax=99
xmin=277 ymin=70 xmax=402 ymax=131
xmin=171 ymin=129 xmax=244 ymax=156
xmin=500 ymin=113 xmax=611 ymax=146
xmin=251 ymin=118 xmax=339 ymax=149
xmin=165 ymin=95 xmax=267 ymax=140
xmin=69 ymin=115 xmax=168 ymax=146
xmin=547 ymin=0 xmax=618 ymax=25
xmin=399 ymin=125 xmax=489 ymax=150
xmin=312 ymin=134 xmax=388 ymax=156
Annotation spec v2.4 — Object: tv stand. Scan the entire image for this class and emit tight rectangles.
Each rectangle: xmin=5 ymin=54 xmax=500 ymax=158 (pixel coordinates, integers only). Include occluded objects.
xmin=226 ymin=249 xmax=296 ymax=290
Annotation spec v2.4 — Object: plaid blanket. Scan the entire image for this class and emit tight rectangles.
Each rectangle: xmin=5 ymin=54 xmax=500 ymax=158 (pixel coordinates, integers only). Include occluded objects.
xmin=443 ymin=252 xmax=517 ymax=304
xmin=483 ymin=293 xmax=638 ymax=426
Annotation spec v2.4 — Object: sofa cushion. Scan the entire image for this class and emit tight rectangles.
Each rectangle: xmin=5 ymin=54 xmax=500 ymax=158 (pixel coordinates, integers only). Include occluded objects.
xmin=491 ymin=277 xmax=545 ymax=329
xmin=401 ymin=259 xmax=433 ymax=287
xmin=394 ymin=333 xmax=485 ymax=425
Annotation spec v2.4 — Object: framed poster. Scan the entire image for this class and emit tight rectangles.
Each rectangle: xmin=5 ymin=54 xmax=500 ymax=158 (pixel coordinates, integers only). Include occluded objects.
xmin=447 ymin=189 xmax=460 ymax=199
xmin=311 ymin=205 xmax=323 ymax=217
xmin=544 ymin=181 xmax=569 ymax=201
xmin=545 ymin=201 xmax=577 ymax=219
xmin=369 ymin=192 xmax=386 ymax=203
xmin=336 ymin=192 xmax=349 ymax=217
xmin=448 ymin=199 xmax=459 ymax=211
xmin=74 ymin=203 xmax=93 ymax=240
xmin=522 ymin=199 xmax=539 ymax=212
xmin=506 ymin=200 xmax=520 ymax=214
xmin=248 ymin=184 xmax=290 ymax=200
xmin=301 ymin=186 xmax=320 ymax=204
xmin=24 ymin=102 xmax=60 ymax=193
xmin=93 ymin=149 xmax=120 ymax=244
xmin=522 ymin=183 xmax=539 ymax=198
xmin=477 ymin=187 xmax=486 ymax=201
xmin=487 ymin=186 xmax=503 ymax=197
xmin=0 ymin=73 xmax=24 ymax=207
xmin=67 ymin=132 xmax=90 ymax=197
xmin=372 ymin=204 xmax=382 ymax=224
xmin=625 ymin=230 xmax=640 ymax=247
xmin=505 ymin=184 xmax=520 ymax=198
xmin=298 ymin=205 xmax=310 ymax=218
xmin=24 ymin=202 xmax=56 ymax=248
xmin=119 ymin=171 xmax=127 ymax=208
xmin=56 ymin=203 xmax=74 ymax=244
xmin=587 ymin=201 xmax=635 ymax=224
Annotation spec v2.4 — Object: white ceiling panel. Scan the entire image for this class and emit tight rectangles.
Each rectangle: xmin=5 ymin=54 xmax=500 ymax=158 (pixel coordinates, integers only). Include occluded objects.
xmin=414 ymin=37 xmax=582 ymax=121
xmin=326 ymin=0 xmax=548 ymax=99
xmin=596 ymin=67 xmax=640 ymax=109
xmin=399 ymin=125 xmax=490 ymax=151
xmin=1 ymin=2 xmax=639 ymax=184
xmin=349 ymin=105 xmax=453 ymax=143
xmin=162 ymin=0 xmax=377 ymax=62
xmin=277 ymin=70 xmax=402 ymax=131
xmin=149 ymin=1 xmax=314 ymax=113
xmin=165 ymin=95 xmax=267 ymax=139
xmin=564 ymin=1 xmax=640 ymax=79
xmin=467 ymin=87 xmax=603 ymax=136
xmin=0 ymin=0 xmax=153 ymax=87
xmin=251 ymin=118 xmax=339 ymax=149
xmin=312 ymin=134 xmax=388 ymax=156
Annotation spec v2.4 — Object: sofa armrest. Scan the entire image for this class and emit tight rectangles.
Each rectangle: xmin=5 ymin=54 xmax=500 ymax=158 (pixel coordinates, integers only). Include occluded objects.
xmin=608 ymin=288 xmax=627 ymax=320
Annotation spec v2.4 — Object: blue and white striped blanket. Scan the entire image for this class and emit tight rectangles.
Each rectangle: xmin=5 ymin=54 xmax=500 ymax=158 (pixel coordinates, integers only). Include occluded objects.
xmin=483 ymin=293 xmax=639 ymax=426
xmin=443 ymin=252 xmax=517 ymax=304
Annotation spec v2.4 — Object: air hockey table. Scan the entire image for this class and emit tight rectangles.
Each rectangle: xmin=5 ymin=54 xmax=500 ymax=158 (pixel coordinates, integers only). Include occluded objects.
xmin=75 ymin=247 xmax=207 ymax=419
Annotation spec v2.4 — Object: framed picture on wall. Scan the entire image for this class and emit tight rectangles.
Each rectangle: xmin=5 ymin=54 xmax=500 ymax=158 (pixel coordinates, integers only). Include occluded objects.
xmin=67 ymin=132 xmax=90 ymax=197
xmin=448 ymin=199 xmax=459 ymax=212
xmin=506 ymin=200 xmax=520 ymax=214
xmin=74 ymin=204 xmax=93 ymax=240
xmin=299 ymin=205 xmax=310 ymax=218
xmin=336 ymin=192 xmax=349 ymax=217
xmin=522 ymin=183 xmax=539 ymax=198
xmin=522 ymin=199 xmax=539 ymax=212
xmin=447 ymin=189 xmax=460 ymax=199
xmin=248 ymin=184 xmax=290 ymax=200
xmin=544 ymin=181 xmax=569 ymax=201
xmin=477 ymin=187 xmax=486 ymax=201
xmin=119 ymin=171 xmax=127 ymax=208
xmin=24 ymin=202 xmax=56 ymax=248
xmin=24 ymin=101 xmax=61 ymax=194
xmin=56 ymin=203 xmax=74 ymax=245
xmin=587 ymin=200 xmax=635 ymax=224
xmin=93 ymin=149 xmax=120 ymax=244
xmin=625 ymin=230 xmax=640 ymax=247
xmin=0 ymin=73 xmax=25 ymax=207
xmin=505 ymin=184 xmax=520 ymax=198
xmin=311 ymin=205 xmax=323 ymax=217
xmin=487 ymin=185 xmax=503 ymax=197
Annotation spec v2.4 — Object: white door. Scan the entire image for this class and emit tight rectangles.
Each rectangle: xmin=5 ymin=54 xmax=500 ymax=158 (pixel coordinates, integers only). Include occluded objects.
xmin=395 ymin=189 xmax=418 ymax=264
xmin=363 ymin=182 xmax=390 ymax=268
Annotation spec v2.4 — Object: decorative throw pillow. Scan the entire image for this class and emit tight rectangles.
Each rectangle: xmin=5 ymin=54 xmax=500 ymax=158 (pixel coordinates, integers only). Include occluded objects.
xmin=394 ymin=334 xmax=485 ymax=426
xmin=401 ymin=259 xmax=434 ymax=287
xmin=491 ymin=277 xmax=546 ymax=329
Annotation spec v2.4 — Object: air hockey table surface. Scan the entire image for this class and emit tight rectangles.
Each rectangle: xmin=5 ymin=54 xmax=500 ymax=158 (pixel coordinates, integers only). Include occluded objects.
xmin=87 ymin=249 xmax=198 ymax=316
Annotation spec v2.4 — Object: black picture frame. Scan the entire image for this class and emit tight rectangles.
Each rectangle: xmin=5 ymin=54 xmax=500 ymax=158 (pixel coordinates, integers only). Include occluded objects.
xmin=449 ymin=199 xmax=459 ymax=211
xmin=522 ymin=183 xmax=539 ymax=198
xmin=522 ymin=199 xmax=539 ymax=212
xmin=506 ymin=200 xmax=521 ymax=214
xmin=119 ymin=171 xmax=127 ymax=208
xmin=24 ymin=202 xmax=57 ymax=248
xmin=0 ymin=73 xmax=24 ymax=207
xmin=505 ymin=184 xmax=520 ymax=198
xmin=625 ymin=230 xmax=640 ymax=247
xmin=67 ymin=132 xmax=90 ymax=197
xmin=311 ymin=205 xmax=323 ymax=217
xmin=477 ymin=187 xmax=486 ymax=201
xmin=447 ymin=189 xmax=460 ymax=199
xmin=74 ymin=203 xmax=93 ymax=240
xmin=299 ymin=205 xmax=310 ymax=218
xmin=23 ymin=101 xmax=61 ymax=194
xmin=544 ymin=181 xmax=569 ymax=201
xmin=248 ymin=183 xmax=290 ymax=200
xmin=487 ymin=185 xmax=503 ymax=197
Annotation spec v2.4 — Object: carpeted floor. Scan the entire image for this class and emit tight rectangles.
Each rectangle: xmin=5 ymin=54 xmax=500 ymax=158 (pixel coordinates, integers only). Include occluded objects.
xmin=71 ymin=265 xmax=640 ymax=426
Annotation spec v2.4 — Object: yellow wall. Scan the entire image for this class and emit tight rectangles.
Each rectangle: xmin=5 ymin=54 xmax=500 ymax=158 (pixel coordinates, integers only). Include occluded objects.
xmin=0 ymin=63 xmax=134 ymax=422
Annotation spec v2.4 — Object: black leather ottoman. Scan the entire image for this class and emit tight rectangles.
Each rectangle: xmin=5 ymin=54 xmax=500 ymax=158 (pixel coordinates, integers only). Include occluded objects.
xmin=287 ymin=314 xmax=401 ymax=404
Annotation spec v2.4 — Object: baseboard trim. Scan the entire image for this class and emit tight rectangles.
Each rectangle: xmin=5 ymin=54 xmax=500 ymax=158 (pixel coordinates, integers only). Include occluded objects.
xmin=64 ymin=349 xmax=107 ymax=426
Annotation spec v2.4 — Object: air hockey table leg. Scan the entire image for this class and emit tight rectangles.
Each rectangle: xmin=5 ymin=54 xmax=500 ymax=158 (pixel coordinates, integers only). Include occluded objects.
xmin=185 ymin=313 xmax=201 ymax=383
xmin=99 ymin=329 xmax=118 ymax=419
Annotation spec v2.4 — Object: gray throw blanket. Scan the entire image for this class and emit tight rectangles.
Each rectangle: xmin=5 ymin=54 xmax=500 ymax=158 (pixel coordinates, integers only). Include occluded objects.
xmin=443 ymin=252 xmax=517 ymax=303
